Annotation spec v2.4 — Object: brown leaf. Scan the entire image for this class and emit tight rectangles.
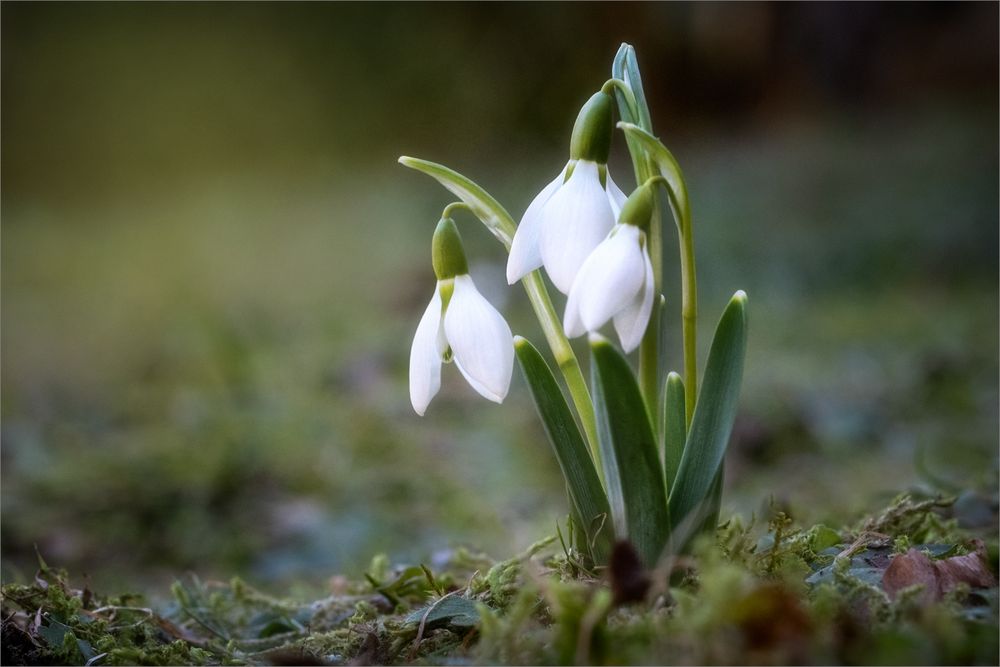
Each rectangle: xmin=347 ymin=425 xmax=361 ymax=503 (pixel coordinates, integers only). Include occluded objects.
xmin=882 ymin=540 xmax=997 ymax=604
xmin=934 ymin=539 xmax=997 ymax=589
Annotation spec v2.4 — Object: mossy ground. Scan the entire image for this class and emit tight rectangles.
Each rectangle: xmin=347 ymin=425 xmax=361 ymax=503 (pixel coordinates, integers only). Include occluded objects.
xmin=4 ymin=493 xmax=996 ymax=666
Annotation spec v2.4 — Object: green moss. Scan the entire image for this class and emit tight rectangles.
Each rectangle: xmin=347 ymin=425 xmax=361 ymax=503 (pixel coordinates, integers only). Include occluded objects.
xmin=3 ymin=494 xmax=996 ymax=666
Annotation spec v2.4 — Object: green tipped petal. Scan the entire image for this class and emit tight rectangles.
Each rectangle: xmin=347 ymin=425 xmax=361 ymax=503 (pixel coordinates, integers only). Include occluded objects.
xmin=431 ymin=217 xmax=469 ymax=280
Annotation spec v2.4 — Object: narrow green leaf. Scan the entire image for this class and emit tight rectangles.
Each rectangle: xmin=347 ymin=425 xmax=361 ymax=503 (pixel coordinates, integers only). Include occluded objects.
xmin=590 ymin=335 xmax=670 ymax=567
xmin=662 ymin=371 xmax=686 ymax=493
xmin=616 ymin=123 xmax=691 ymax=230
xmin=669 ymin=291 xmax=748 ymax=531
xmin=398 ymin=156 xmax=516 ymax=247
xmin=611 ymin=43 xmax=652 ymax=130
xmin=514 ymin=337 xmax=613 ymax=563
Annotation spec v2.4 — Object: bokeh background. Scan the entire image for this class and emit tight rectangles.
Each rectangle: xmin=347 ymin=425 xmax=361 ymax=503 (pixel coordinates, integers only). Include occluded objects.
xmin=3 ymin=2 xmax=997 ymax=593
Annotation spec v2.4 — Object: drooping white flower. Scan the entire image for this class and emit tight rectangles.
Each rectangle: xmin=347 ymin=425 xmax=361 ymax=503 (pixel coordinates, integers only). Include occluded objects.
xmin=410 ymin=218 xmax=514 ymax=415
xmin=506 ymin=90 xmax=628 ymax=293
xmin=563 ymin=178 xmax=661 ymax=353
xmin=563 ymin=223 xmax=654 ymax=353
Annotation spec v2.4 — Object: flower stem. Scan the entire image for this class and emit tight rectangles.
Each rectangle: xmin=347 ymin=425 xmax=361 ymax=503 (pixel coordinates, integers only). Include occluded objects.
xmin=617 ymin=129 xmax=699 ymax=430
xmin=601 ymin=79 xmax=637 ymax=120
xmin=639 ymin=178 xmax=662 ymax=426
xmin=521 ymin=272 xmax=603 ymax=477
xmin=676 ymin=205 xmax=698 ymax=427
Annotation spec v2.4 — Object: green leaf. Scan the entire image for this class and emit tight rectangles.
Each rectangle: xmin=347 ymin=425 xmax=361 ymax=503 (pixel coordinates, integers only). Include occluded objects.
xmin=398 ymin=156 xmax=516 ymax=248
xmin=662 ymin=371 xmax=686 ymax=493
xmin=590 ymin=335 xmax=670 ymax=567
xmin=616 ymin=122 xmax=691 ymax=230
xmin=669 ymin=292 xmax=748 ymax=532
xmin=611 ymin=43 xmax=652 ymax=131
xmin=515 ymin=337 xmax=613 ymax=563
xmin=404 ymin=595 xmax=480 ymax=629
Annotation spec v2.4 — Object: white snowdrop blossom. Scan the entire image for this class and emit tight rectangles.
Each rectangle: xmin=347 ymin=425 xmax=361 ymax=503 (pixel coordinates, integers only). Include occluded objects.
xmin=563 ymin=223 xmax=654 ymax=353
xmin=506 ymin=160 xmax=627 ymax=293
xmin=506 ymin=89 xmax=627 ymax=294
xmin=409 ymin=275 xmax=514 ymax=415
xmin=410 ymin=216 xmax=514 ymax=415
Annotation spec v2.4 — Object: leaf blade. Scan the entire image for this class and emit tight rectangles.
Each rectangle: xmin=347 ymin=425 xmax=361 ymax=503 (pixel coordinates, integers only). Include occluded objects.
xmin=668 ymin=291 xmax=748 ymax=532
xmin=611 ymin=43 xmax=652 ymax=131
xmin=398 ymin=156 xmax=516 ymax=247
xmin=590 ymin=335 xmax=670 ymax=567
xmin=662 ymin=371 xmax=686 ymax=494
xmin=514 ymin=337 xmax=613 ymax=563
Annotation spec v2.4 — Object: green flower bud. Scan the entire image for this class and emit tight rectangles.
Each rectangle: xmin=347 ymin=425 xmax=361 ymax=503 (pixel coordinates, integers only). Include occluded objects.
xmin=618 ymin=178 xmax=659 ymax=229
xmin=569 ymin=91 xmax=613 ymax=164
xmin=432 ymin=217 xmax=469 ymax=280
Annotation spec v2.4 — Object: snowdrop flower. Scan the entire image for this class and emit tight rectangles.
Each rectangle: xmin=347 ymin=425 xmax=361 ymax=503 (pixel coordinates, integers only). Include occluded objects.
xmin=507 ymin=91 xmax=628 ymax=293
xmin=563 ymin=179 xmax=660 ymax=353
xmin=410 ymin=217 xmax=514 ymax=415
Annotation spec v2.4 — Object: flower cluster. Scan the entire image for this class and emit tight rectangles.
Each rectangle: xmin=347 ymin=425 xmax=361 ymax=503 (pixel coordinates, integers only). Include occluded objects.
xmin=409 ymin=90 xmax=658 ymax=414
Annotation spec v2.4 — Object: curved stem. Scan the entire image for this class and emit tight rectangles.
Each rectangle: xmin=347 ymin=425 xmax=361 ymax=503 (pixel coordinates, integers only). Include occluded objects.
xmin=601 ymin=78 xmax=638 ymax=120
xmin=613 ymin=127 xmax=700 ymax=431
xmin=640 ymin=166 xmax=662 ymax=427
xmin=441 ymin=201 xmax=473 ymax=220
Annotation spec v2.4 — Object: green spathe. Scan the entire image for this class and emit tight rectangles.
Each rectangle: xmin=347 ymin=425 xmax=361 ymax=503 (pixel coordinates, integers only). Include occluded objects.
xmin=431 ymin=217 xmax=469 ymax=280
xmin=569 ymin=92 xmax=613 ymax=164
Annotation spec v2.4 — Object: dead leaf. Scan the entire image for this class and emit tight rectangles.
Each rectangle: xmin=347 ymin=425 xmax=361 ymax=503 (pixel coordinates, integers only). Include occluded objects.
xmin=933 ymin=539 xmax=997 ymax=589
xmin=882 ymin=540 xmax=997 ymax=604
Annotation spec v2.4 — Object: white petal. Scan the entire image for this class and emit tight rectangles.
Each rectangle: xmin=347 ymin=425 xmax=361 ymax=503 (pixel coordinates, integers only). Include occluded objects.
xmin=562 ymin=277 xmax=586 ymax=338
xmin=613 ymin=239 xmax=655 ymax=353
xmin=507 ymin=165 xmax=567 ymax=284
xmin=606 ymin=170 xmax=629 ymax=219
xmin=409 ymin=289 xmax=445 ymax=415
xmin=539 ymin=160 xmax=617 ymax=293
xmin=573 ymin=225 xmax=646 ymax=331
xmin=443 ymin=275 xmax=514 ymax=403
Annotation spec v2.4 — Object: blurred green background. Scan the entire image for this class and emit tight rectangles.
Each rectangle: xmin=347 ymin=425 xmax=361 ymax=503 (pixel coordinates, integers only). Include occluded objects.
xmin=3 ymin=2 xmax=997 ymax=593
